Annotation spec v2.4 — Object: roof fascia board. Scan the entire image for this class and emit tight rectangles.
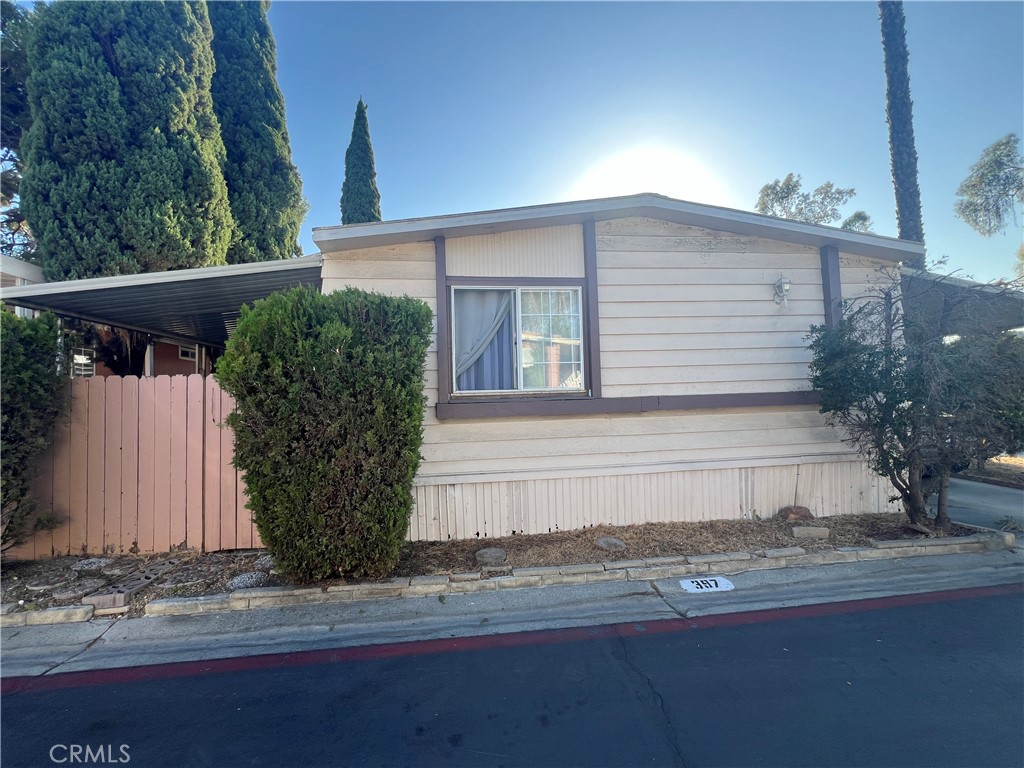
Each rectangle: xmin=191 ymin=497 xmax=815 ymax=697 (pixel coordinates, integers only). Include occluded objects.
xmin=313 ymin=194 xmax=924 ymax=263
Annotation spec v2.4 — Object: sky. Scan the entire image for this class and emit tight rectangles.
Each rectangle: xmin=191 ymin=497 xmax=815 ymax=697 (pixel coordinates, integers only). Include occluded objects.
xmin=266 ymin=1 xmax=1024 ymax=282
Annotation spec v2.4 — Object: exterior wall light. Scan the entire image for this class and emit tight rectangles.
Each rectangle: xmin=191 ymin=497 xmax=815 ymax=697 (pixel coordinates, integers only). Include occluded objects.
xmin=773 ymin=276 xmax=792 ymax=308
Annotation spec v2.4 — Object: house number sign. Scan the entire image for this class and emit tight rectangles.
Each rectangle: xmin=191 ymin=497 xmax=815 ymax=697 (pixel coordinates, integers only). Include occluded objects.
xmin=679 ymin=577 xmax=734 ymax=593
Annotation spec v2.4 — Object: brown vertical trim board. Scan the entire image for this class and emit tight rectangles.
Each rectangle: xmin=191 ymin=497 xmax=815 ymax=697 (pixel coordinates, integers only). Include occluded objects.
xmin=820 ymin=245 xmax=843 ymax=327
xmin=582 ymin=220 xmax=602 ymax=398
xmin=434 ymin=236 xmax=452 ymax=404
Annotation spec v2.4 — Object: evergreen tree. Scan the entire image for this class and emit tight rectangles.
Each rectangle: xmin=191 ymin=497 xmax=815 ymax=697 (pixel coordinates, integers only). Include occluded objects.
xmin=208 ymin=0 xmax=306 ymax=263
xmin=20 ymin=1 xmax=234 ymax=280
xmin=1 ymin=0 xmax=37 ymax=261
xmin=340 ymin=99 xmax=382 ymax=224
xmin=879 ymin=1 xmax=925 ymax=261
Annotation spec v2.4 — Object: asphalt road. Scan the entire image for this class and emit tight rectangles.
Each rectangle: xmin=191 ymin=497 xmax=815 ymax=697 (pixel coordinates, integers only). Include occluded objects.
xmin=3 ymin=585 xmax=1021 ymax=768
xmin=945 ymin=477 xmax=1024 ymax=532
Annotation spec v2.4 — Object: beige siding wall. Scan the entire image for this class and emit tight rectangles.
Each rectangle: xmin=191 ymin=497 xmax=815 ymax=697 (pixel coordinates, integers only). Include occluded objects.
xmin=597 ymin=217 xmax=823 ymax=398
xmin=320 ymin=222 xmax=900 ymax=542
xmin=446 ymin=225 xmax=584 ymax=277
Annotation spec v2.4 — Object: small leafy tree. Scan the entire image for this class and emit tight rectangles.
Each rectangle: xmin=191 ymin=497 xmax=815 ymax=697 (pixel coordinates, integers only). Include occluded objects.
xmin=808 ymin=268 xmax=1024 ymax=528
xmin=756 ymin=173 xmax=873 ymax=232
xmin=1 ymin=310 xmax=68 ymax=549
xmin=216 ymin=286 xmax=433 ymax=579
xmin=340 ymin=98 xmax=382 ymax=225
xmin=954 ymin=133 xmax=1023 ymax=237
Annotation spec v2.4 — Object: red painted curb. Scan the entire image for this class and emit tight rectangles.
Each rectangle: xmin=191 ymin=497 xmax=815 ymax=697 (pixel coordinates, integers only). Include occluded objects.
xmin=3 ymin=581 xmax=1021 ymax=695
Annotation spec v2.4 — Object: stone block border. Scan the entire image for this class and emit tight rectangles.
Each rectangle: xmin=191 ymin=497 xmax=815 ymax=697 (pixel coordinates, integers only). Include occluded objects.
xmin=0 ymin=532 xmax=1014 ymax=627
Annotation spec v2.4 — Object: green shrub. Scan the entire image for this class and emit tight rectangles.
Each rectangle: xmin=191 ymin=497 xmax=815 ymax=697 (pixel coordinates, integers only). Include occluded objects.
xmin=215 ymin=285 xmax=433 ymax=580
xmin=1 ymin=310 xmax=68 ymax=550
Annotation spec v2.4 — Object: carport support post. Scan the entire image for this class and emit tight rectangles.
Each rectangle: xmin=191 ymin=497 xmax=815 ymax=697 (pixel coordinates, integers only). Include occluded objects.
xmin=144 ymin=341 xmax=155 ymax=377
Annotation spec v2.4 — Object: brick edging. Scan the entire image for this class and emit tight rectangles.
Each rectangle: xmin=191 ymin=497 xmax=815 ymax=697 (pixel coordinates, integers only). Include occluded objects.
xmin=1 ymin=532 xmax=1013 ymax=626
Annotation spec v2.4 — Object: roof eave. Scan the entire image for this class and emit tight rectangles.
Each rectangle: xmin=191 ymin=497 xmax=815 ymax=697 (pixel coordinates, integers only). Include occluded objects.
xmin=313 ymin=194 xmax=924 ymax=263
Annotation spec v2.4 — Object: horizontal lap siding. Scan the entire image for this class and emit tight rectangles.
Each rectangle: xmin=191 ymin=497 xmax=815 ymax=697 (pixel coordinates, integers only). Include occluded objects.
xmin=596 ymin=217 xmax=823 ymax=399
xmin=839 ymin=252 xmax=894 ymax=304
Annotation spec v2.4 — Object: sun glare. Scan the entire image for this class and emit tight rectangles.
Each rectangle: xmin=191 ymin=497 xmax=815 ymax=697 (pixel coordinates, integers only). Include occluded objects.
xmin=566 ymin=144 xmax=734 ymax=208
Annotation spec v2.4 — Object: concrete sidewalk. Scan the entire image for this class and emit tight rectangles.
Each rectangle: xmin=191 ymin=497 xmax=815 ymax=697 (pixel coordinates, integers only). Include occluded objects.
xmin=3 ymin=548 xmax=1021 ymax=680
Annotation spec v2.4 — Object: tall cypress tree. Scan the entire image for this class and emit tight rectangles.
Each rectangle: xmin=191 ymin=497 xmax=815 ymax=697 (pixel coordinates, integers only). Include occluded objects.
xmin=340 ymin=99 xmax=382 ymax=224
xmin=208 ymin=0 xmax=306 ymax=263
xmin=20 ymin=1 xmax=234 ymax=280
xmin=879 ymin=1 xmax=925 ymax=261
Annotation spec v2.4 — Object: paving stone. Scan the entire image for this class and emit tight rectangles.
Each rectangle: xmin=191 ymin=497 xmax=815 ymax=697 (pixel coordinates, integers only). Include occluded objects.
xmin=792 ymin=526 xmax=830 ymax=540
xmin=603 ymin=559 xmax=647 ymax=570
xmin=231 ymin=586 xmax=319 ymax=599
xmin=227 ymin=571 xmax=271 ymax=590
xmin=686 ymin=553 xmax=734 ymax=564
xmin=595 ymin=536 xmax=626 ymax=553
xmin=26 ymin=605 xmax=94 ymax=625
xmin=475 ymin=547 xmax=507 ymax=566
xmin=450 ymin=580 xmax=496 ymax=593
xmin=872 ymin=538 xmax=921 ymax=548
xmin=513 ymin=566 xmax=560 ymax=577
xmin=409 ymin=575 xmax=449 ymax=586
xmin=642 ymin=556 xmax=688 ymax=566
xmin=857 ymin=548 xmax=898 ymax=560
xmin=448 ymin=572 xmax=482 ymax=582
xmin=585 ymin=570 xmax=626 ymax=583
xmin=0 ymin=603 xmax=19 ymax=615
xmin=52 ymin=578 xmax=106 ymax=601
xmin=558 ymin=563 xmax=603 ymax=575
xmin=93 ymin=606 xmax=129 ymax=617
xmin=492 ymin=575 xmax=543 ymax=590
xmin=539 ymin=573 xmax=588 ymax=586
xmin=819 ymin=551 xmax=861 ymax=563
xmin=0 ymin=613 xmax=28 ymax=627
xmin=72 ymin=558 xmax=112 ymax=573
xmin=763 ymin=547 xmax=806 ymax=559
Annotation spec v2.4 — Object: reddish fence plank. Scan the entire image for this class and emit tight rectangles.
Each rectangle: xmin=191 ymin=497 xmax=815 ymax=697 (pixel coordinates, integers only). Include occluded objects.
xmin=68 ymin=379 xmax=89 ymax=555
xmin=168 ymin=377 xmax=188 ymax=550
xmin=51 ymin=392 xmax=73 ymax=557
xmin=186 ymin=375 xmax=205 ymax=551
xmin=152 ymin=377 xmax=172 ymax=553
xmin=218 ymin=390 xmax=237 ymax=550
xmin=203 ymin=376 xmax=222 ymax=553
xmin=120 ymin=377 xmax=139 ymax=555
xmin=86 ymin=379 xmax=106 ymax=555
xmin=137 ymin=378 xmax=156 ymax=554
xmin=103 ymin=378 xmax=122 ymax=555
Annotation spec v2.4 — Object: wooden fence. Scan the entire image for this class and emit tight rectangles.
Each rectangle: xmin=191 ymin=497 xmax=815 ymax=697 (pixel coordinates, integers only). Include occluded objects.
xmin=8 ymin=375 xmax=259 ymax=560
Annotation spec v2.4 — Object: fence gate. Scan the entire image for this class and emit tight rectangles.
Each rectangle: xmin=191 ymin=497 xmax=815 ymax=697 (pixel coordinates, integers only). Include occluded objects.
xmin=8 ymin=374 xmax=259 ymax=560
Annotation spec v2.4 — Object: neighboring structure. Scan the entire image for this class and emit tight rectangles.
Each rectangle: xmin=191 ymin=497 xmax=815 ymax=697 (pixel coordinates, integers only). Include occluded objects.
xmin=0 ymin=254 xmax=44 ymax=319
xmin=314 ymin=194 xmax=926 ymax=540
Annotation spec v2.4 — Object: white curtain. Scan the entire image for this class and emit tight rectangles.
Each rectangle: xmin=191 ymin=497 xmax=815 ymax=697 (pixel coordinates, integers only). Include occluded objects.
xmin=454 ymin=290 xmax=514 ymax=390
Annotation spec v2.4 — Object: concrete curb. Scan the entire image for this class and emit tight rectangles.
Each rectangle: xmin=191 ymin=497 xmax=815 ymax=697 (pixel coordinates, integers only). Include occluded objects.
xmin=2 ymin=532 xmax=1011 ymax=627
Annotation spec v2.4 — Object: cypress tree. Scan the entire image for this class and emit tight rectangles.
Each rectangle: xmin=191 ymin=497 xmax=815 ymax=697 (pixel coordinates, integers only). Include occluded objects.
xmin=340 ymin=99 xmax=382 ymax=224
xmin=20 ymin=1 xmax=234 ymax=280
xmin=879 ymin=1 xmax=925 ymax=260
xmin=208 ymin=0 xmax=306 ymax=263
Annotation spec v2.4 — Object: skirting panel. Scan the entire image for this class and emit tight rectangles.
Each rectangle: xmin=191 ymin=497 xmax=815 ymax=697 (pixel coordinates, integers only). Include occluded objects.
xmin=408 ymin=460 xmax=899 ymax=541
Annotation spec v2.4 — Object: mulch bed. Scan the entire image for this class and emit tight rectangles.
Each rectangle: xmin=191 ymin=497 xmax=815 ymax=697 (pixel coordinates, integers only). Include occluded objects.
xmin=1 ymin=512 xmax=976 ymax=619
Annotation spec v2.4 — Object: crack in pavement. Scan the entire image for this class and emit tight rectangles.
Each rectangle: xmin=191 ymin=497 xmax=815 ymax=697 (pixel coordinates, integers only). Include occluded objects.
xmin=38 ymin=619 xmax=119 ymax=678
xmin=612 ymin=627 xmax=688 ymax=768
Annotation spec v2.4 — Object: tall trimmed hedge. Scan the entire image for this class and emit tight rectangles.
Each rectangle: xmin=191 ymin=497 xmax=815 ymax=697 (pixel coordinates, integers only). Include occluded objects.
xmin=215 ymin=286 xmax=433 ymax=579
xmin=1 ymin=310 xmax=67 ymax=549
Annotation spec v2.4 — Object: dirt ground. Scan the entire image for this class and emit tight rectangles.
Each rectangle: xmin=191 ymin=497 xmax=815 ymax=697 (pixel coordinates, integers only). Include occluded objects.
xmin=1 ymin=511 xmax=976 ymax=618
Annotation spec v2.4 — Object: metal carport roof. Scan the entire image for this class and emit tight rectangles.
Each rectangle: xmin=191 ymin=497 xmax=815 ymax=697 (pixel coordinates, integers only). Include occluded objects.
xmin=0 ymin=255 xmax=323 ymax=349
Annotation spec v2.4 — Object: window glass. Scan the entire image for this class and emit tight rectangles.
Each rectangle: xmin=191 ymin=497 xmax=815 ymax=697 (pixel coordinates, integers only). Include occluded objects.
xmin=453 ymin=287 xmax=583 ymax=394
